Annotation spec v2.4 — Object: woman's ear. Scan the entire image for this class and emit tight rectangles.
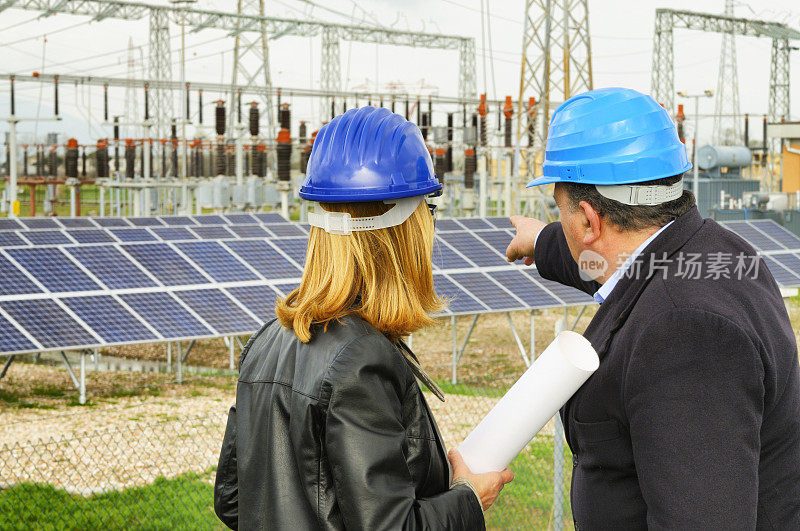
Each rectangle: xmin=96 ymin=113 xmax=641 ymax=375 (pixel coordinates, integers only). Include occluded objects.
xmin=578 ymin=200 xmax=602 ymax=246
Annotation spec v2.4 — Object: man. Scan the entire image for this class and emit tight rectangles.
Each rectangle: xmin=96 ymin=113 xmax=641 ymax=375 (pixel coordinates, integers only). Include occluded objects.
xmin=507 ymin=87 xmax=800 ymax=529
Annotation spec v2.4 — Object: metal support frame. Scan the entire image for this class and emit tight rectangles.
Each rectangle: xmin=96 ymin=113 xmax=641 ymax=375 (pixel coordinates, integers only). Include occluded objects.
xmin=59 ymin=351 xmax=86 ymax=404
xmin=768 ymin=38 xmax=791 ymax=125
xmin=0 ymin=355 xmax=14 ymax=379
xmin=320 ymin=27 xmax=342 ymax=122
xmin=451 ymin=314 xmax=479 ymax=384
xmin=505 ymin=312 xmax=531 ymax=368
xmin=227 ymin=336 xmax=235 ymax=370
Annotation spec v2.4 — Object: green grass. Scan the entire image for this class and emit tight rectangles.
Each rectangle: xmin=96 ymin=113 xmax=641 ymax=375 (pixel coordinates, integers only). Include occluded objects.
xmin=0 ymin=471 xmax=223 ymax=531
xmin=0 ymin=442 xmax=572 ymax=530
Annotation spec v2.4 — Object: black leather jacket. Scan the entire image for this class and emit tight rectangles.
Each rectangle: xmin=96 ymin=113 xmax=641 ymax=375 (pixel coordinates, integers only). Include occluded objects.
xmin=214 ymin=316 xmax=484 ymax=530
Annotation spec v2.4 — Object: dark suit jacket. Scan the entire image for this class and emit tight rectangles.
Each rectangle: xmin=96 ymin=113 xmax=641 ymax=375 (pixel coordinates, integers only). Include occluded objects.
xmin=534 ymin=207 xmax=800 ymax=530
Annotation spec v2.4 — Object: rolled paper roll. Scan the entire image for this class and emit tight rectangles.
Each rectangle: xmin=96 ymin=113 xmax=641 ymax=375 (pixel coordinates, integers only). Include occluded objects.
xmin=458 ymin=330 xmax=599 ymax=473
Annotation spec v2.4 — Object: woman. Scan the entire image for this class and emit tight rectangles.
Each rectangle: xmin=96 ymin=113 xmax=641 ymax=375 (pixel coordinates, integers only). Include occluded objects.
xmin=214 ymin=106 xmax=513 ymax=530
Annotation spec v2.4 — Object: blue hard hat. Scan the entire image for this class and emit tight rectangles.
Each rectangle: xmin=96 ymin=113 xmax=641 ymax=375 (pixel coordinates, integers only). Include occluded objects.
xmin=299 ymin=106 xmax=441 ymax=202
xmin=527 ymin=87 xmax=692 ymax=187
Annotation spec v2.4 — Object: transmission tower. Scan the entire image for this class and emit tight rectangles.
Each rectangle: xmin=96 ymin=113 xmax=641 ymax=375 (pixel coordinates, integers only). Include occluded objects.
xmin=230 ymin=0 xmax=274 ymax=139
xmin=320 ymin=27 xmax=342 ymax=122
xmin=518 ymin=0 xmax=593 ymax=152
xmin=148 ymin=9 xmax=173 ymax=140
xmin=123 ymin=37 xmax=139 ymax=139
xmin=713 ymin=0 xmax=742 ymax=145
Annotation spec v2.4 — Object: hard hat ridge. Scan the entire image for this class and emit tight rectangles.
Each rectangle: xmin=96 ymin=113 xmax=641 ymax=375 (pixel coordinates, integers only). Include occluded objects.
xmin=300 ymin=105 xmax=441 ymax=203
xmin=527 ymin=87 xmax=692 ymax=198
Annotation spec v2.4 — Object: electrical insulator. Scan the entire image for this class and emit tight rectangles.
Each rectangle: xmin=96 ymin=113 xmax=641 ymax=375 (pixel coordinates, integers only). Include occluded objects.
xmin=215 ymin=141 xmax=226 ymax=175
xmin=81 ymin=146 xmax=87 ymax=177
xmin=36 ymin=146 xmax=44 ymax=176
xmin=254 ymin=144 xmax=267 ymax=177
xmin=96 ymin=140 xmax=109 ymax=178
xmin=279 ymin=103 xmax=291 ymax=131
xmin=300 ymin=145 xmax=311 ymax=174
xmin=434 ymin=148 xmax=446 ymax=184
xmin=478 ymin=94 xmax=488 ymax=148
xmin=298 ymin=121 xmax=307 ymax=145
xmin=125 ymin=139 xmax=135 ymax=179
xmin=65 ymin=138 xmax=79 ymax=178
xmin=676 ymin=104 xmax=686 ymax=145
xmin=527 ymin=97 xmax=537 ymax=148
xmin=249 ymin=102 xmax=260 ymax=137
xmin=215 ymin=100 xmax=226 ymax=137
xmin=445 ymin=146 xmax=453 ymax=174
xmin=48 ymin=148 xmax=57 ymax=177
xmin=22 ymin=146 xmax=28 ymax=177
xmin=464 ymin=148 xmax=477 ymax=190
xmin=421 ymin=111 xmax=429 ymax=140
xmin=446 ymin=113 xmax=454 ymax=172
xmin=226 ymin=141 xmax=236 ymax=176
xmin=276 ymin=128 xmax=292 ymax=182
xmin=503 ymin=96 xmax=513 ymax=148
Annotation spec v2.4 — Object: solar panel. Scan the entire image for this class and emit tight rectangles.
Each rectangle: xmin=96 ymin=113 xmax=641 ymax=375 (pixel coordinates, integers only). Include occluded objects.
xmin=770 ymin=252 xmax=800 ymax=274
xmin=271 ymin=237 xmax=307 ymax=266
xmin=224 ymin=240 xmax=303 ymax=279
xmin=474 ymin=230 xmax=518 ymax=263
xmin=438 ymin=232 xmax=508 ymax=267
xmin=0 ymin=312 xmax=38 ymax=354
xmin=193 ymin=214 xmax=227 ymax=225
xmin=174 ymin=289 xmax=261 ymax=334
xmin=226 ymin=285 xmax=279 ymax=321
xmin=190 ymin=226 xmax=236 ymax=240
xmin=523 ymin=268 xmax=594 ymax=305
xmin=762 ymin=256 xmax=800 ymax=287
xmin=110 ymin=228 xmax=158 ymax=242
xmin=66 ymin=229 xmax=116 ymax=244
xmin=174 ymin=241 xmax=259 ymax=282
xmin=485 ymin=217 xmax=512 ymax=230
xmin=1 ymin=299 xmax=97 ymax=349
xmin=432 ymin=237 xmax=473 ymax=270
xmin=433 ymin=274 xmax=485 ymax=314
xmin=264 ymin=223 xmax=306 ymax=237
xmin=0 ymin=254 xmax=43 ymax=295
xmin=61 ymin=295 xmax=158 ymax=343
xmin=0 ymin=219 xmax=23 ymax=230
xmin=57 ymin=218 xmax=96 ymax=228
xmin=21 ymin=230 xmax=72 ymax=246
xmin=122 ymin=243 xmax=210 ymax=286
xmin=119 ymin=292 xmax=213 ymax=339
xmin=0 ymin=232 xmax=28 ymax=247
xmin=490 ymin=269 xmax=562 ymax=308
xmin=157 ymin=216 xmax=197 ymax=226
xmin=448 ymin=272 xmax=526 ymax=311
xmin=128 ymin=216 xmax=165 ymax=227
xmin=94 ymin=217 xmax=131 ymax=227
xmin=6 ymin=248 xmax=101 ymax=293
xmin=273 ymin=282 xmax=300 ymax=296
xmin=435 ymin=219 xmax=463 ymax=232
xmin=66 ymin=245 xmax=157 ymax=290
xmin=749 ymin=220 xmax=800 ymax=250
xmin=224 ymin=213 xmax=259 ymax=224
xmin=254 ymin=212 xmax=286 ymax=224
xmin=152 ymin=227 xmax=198 ymax=241
xmin=230 ymin=225 xmax=270 ymax=238
xmin=19 ymin=218 xmax=59 ymax=229
xmin=458 ymin=218 xmax=494 ymax=230
xmin=721 ymin=221 xmax=783 ymax=252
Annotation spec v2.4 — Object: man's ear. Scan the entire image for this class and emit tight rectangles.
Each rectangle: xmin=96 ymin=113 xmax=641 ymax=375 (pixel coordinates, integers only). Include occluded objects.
xmin=578 ymin=200 xmax=602 ymax=246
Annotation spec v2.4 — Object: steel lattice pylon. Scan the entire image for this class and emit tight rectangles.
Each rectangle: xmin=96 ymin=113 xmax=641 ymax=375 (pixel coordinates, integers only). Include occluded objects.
xmin=148 ymin=9 xmax=172 ymax=140
xmin=320 ymin=27 xmax=342 ymax=122
xmin=713 ymin=0 xmax=742 ymax=145
xmin=459 ymin=38 xmax=477 ymax=103
xmin=518 ymin=0 xmax=593 ymax=152
xmin=123 ymin=37 xmax=139 ymax=139
xmin=230 ymin=0 xmax=274 ymax=139
xmin=651 ymin=8 xmax=799 ymax=120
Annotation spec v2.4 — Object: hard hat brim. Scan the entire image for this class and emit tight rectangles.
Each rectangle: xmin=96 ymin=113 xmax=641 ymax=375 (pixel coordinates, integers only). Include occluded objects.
xmin=525 ymin=176 xmax=561 ymax=188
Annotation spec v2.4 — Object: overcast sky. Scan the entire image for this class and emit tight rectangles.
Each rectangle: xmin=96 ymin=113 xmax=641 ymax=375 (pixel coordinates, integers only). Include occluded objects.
xmin=2 ymin=0 xmax=799 ymax=145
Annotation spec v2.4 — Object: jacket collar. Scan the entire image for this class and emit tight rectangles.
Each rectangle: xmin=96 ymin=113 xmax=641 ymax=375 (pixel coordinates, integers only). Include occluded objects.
xmin=582 ymin=206 xmax=705 ymax=360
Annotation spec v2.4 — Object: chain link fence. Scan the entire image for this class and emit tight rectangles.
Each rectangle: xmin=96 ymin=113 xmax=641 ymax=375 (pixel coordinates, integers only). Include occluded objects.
xmin=0 ymin=373 xmax=573 ymax=530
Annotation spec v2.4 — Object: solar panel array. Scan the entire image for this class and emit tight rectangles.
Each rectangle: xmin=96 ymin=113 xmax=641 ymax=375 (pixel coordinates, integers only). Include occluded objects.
xmin=718 ymin=219 xmax=800 ymax=288
xmin=0 ymin=214 xmax=597 ymax=356
xmin=2 ymin=215 xmax=797 ymax=357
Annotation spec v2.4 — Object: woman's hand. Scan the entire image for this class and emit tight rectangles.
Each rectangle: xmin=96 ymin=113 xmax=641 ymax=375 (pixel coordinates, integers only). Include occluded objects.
xmin=448 ymin=449 xmax=514 ymax=511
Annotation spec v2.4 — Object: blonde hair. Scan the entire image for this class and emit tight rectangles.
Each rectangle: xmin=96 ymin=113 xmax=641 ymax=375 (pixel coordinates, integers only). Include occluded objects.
xmin=276 ymin=199 xmax=444 ymax=343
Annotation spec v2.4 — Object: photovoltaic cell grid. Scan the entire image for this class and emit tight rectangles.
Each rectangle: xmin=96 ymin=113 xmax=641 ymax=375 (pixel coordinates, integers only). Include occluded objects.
xmin=0 ymin=254 xmax=42 ymax=295
xmin=122 ymin=244 xmax=209 ymax=286
xmin=0 ymin=312 xmax=37 ymax=352
xmin=6 ymin=248 xmax=101 ymax=293
xmin=175 ymin=241 xmax=259 ymax=283
xmin=1 ymin=299 xmax=96 ymax=349
xmin=448 ymin=272 xmax=525 ymax=311
xmin=66 ymin=229 xmax=116 ymax=244
xmin=225 ymin=285 xmax=280 ymax=322
xmin=225 ymin=240 xmax=302 ymax=279
xmin=0 ymin=232 xmax=27 ymax=247
xmin=58 ymin=218 xmax=96 ymax=228
xmin=21 ymin=230 xmax=72 ymax=246
xmin=175 ymin=289 xmax=261 ymax=334
xmin=61 ymin=295 xmax=157 ymax=343
xmin=66 ymin=245 xmax=157 ymax=290
xmin=120 ymin=292 xmax=212 ymax=339
xmin=762 ymin=256 xmax=800 ymax=287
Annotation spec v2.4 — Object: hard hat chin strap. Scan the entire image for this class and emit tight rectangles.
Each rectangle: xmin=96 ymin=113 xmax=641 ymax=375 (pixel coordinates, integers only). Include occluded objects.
xmin=308 ymin=196 xmax=424 ymax=235
xmin=594 ymin=178 xmax=684 ymax=206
